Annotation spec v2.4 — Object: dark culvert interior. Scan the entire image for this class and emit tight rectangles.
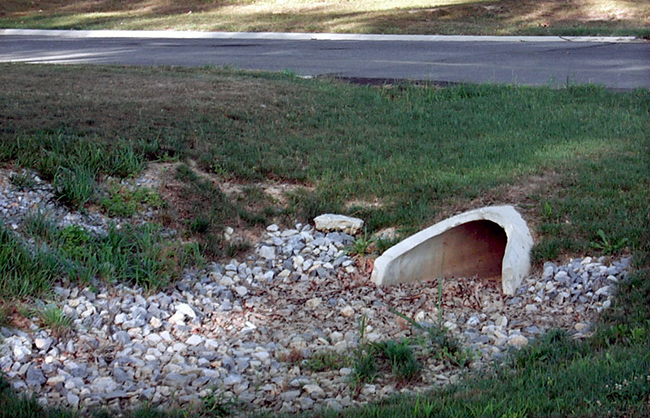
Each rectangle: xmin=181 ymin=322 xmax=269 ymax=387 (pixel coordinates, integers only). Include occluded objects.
xmin=435 ymin=220 xmax=507 ymax=281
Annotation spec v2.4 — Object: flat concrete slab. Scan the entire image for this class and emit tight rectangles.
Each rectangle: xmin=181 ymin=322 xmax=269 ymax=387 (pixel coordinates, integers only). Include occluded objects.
xmin=371 ymin=205 xmax=533 ymax=295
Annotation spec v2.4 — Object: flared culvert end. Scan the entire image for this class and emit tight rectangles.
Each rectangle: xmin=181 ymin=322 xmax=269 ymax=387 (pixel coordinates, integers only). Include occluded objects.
xmin=370 ymin=205 xmax=533 ymax=296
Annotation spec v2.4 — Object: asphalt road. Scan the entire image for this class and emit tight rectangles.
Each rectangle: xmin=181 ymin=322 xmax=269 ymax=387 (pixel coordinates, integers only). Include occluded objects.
xmin=1 ymin=30 xmax=649 ymax=89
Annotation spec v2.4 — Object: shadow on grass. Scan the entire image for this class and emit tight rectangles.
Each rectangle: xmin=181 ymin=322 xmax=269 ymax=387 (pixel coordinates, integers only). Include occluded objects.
xmin=1 ymin=0 xmax=648 ymax=36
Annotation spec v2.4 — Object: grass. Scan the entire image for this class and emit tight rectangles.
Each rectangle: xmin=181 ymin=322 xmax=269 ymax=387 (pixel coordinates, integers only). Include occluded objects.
xmin=53 ymin=165 xmax=96 ymax=210
xmin=347 ymin=312 xmax=470 ymax=391
xmin=0 ymin=0 xmax=648 ymax=37
xmin=35 ymin=304 xmax=75 ymax=337
xmin=1 ymin=65 xmax=648 ymax=257
xmin=371 ymin=339 xmax=422 ymax=382
xmin=308 ymin=325 xmax=650 ymax=418
xmin=0 ymin=64 xmax=648 ymax=416
xmin=8 ymin=172 xmax=37 ymax=191
xmin=99 ymin=181 xmax=165 ymax=218
xmin=304 ymin=351 xmax=352 ymax=373
xmin=0 ymin=224 xmax=62 ymax=299
xmin=2 ymin=210 xmax=202 ymax=297
xmin=172 ymin=163 xmax=273 ymax=258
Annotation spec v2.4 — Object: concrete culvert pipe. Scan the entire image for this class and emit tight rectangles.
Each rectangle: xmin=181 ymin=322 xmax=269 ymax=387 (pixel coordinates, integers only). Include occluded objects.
xmin=370 ymin=205 xmax=533 ymax=295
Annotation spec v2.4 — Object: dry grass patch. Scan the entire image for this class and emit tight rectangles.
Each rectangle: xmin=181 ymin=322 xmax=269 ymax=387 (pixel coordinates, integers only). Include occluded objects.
xmin=0 ymin=65 xmax=305 ymax=140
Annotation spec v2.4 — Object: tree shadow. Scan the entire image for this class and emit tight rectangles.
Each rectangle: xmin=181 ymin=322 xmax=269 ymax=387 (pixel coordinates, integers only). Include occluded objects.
xmin=2 ymin=0 xmax=232 ymax=16
xmin=1 ymin=0 xmax=648 ymax=35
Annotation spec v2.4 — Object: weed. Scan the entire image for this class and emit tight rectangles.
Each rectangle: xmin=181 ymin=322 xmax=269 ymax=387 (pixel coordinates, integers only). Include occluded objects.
xmin=11 ymin=212 xmax=199 ymax=292
xmin=35 ymin=304 xmax=74 ymax=336
xmin=350 ymin=338 xmax=422 ymax=388
xmin=174 ymin=163 xmax=198 ymax=183
xmin=413 ymin=394 xmax=436 ymax=418
xmin=106 ymin=142 xmax=146 ymax=178
xmin=373 ymin=339 xmax=421 ymax=382
xmin=541 ymin=201 xmax=558 ymax=222
xmin=437 ymin=282 xmax=444 ymax=325
xmin=240 ymin=184 xmax=269 ymax=205
xmin=388 ymin=306 xmax=471 ymax=369
xmin=346 ymin=233 xmax=374 ymax=257
xmin=531 ymin=240 xmax=561 ymax=263
xmin=0 ymin=223 xmax=61 ymax=298
xmin=202 ymin=389 xmax=239 ymax=417
xmin=514 ymin=329 xmax=583 ymax=370
xmin=57 ymin=225 xmax=93 ymax=261
xmin=593 ymin=323 xmax=650 ymax=348
xmin=373 ymin=235 xmax=401 ymax=254
xmin=358 ymin=314 xmax=368 ymax=343
xmin=286 ymin=188 xmax=342 ymax=224
xmin=237 ymin=208 xmax=271 ymax=226
xmin=173 ymin=164 xmax=240 ymax=258
xmin=419 ymin=321 xmax=473 ymax=368
xmin=53 ymin=165 xmax=96 ymax=210
xmin=0 ymin=303 xmax=11 ymax=328
xmin=9 ymin=172 xmax=36 ymax=191
xmin=350 ymin=348 xmax=378 ymax=388
xmin=304 ymin=351 xmax=351 ymax=372
xmin=590 ymin=229 xmax=630 ymax=256
xmin=22 ymin=209 xmax=57 ymax=242
xmin=99 ymin=182 xmax=164 ymax=217
xmin=180 ymin=242 xmax=204 ymax=270
xmin=436 ymin=345 xmax=474 ymax=368
xmin=388 ymin=306 xmax=422 ymax=330
xmin=188 ymin=217 xmax=211 ymax=234
xmin=225 ymin=241 xmax=251 ymax=259
xmin=104 ymin=223 xmax=181 ymax=289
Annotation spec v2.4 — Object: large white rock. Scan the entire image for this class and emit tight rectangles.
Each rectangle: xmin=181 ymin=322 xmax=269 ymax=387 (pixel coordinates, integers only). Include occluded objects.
xmin=313 ymin=214 xmax=364 ymax=235
xmin=370 ymin=205 xmax=533 ymax=295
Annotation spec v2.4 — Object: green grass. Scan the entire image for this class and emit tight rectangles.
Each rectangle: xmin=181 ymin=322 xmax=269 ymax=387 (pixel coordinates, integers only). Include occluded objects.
xmin=53 ymin=165 xmax=96 ymax=210
xmin=99 ymin=182 xmax=165 ymax=218
xmin=35 ymin=304 xmax=75 ymax=336
xmin=347 ymin=313 xmax=469 ymax=390
xmin=8 ymin=172 xmax=37 ymax=191
xmin=303 ymin=351 xmax=352 ymax=373
xmin=4 ymin=211 xmax=203 ymax=296
xmin=0 ymin=64 xmax=649 ymax=417
xmin=2 ymin=65 xmax=647 ymax=259
xmin=0 ymin=224 xmax=62 ymax=299
xmin=308 ymin=327 xmax=650 ymax=418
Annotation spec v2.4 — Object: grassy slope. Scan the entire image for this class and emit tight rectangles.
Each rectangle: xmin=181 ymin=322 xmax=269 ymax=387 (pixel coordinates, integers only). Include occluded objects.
xmin=2 ymin=65 xmax=647 ymax=255
xmin=0 ymin=0 xmax=649 ymax=36
xmin=0 ymin=65 xmax=649 ymax=416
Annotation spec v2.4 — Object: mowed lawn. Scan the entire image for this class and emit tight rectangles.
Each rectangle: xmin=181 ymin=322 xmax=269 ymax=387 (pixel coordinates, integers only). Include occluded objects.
xmin=1 ymin=64 xmax=648 ymax=262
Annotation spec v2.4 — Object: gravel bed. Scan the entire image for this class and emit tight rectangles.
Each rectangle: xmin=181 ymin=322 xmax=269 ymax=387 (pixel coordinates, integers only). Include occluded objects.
xmin=0 ymin=168 xmax=628 ymax=414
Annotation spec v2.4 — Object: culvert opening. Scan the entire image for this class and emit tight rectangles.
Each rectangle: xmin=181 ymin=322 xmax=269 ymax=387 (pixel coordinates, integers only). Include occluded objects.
xmin=371 ymin=205 xmax=533 ymax=295
xmin=435 ymin=220 xmax=507 ymax=281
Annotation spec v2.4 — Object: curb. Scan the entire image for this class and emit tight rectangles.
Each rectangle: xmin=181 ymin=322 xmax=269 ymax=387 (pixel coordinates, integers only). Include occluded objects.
xmin=0 ymin=28 xmax=641 ymax=43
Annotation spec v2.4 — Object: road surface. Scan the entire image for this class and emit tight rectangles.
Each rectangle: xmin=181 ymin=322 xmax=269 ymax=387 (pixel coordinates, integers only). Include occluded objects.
xmin=1 ymin=30 xmax=648 ymax=89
